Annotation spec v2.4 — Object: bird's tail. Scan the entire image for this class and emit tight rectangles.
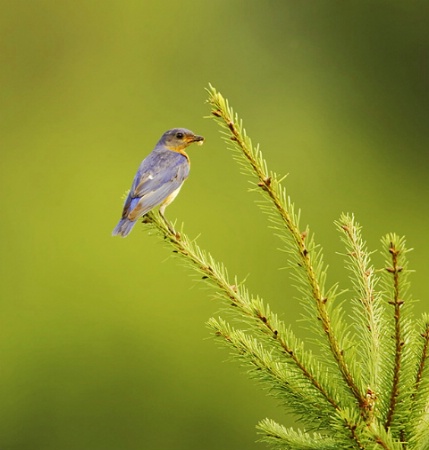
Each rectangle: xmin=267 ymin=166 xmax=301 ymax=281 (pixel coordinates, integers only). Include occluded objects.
xmin=112 ymin=218 xmax=136 ymax=237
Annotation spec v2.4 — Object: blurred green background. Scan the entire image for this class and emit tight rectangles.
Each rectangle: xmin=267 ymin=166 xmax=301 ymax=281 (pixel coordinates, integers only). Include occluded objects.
xmin=1 ymin=1 xmax=429 ymax=449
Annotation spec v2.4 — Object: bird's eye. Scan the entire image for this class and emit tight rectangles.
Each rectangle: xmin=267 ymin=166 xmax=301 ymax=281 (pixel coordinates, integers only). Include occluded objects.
xmin=176 ymin=132 xmax=184 ymax=139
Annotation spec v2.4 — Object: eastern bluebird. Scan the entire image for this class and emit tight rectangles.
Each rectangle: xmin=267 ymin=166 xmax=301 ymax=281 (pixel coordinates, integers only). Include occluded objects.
xmin=112 ymin=128 xmax=204 ymax=237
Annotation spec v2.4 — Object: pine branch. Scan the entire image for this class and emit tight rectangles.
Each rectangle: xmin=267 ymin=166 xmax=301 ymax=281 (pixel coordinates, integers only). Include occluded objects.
xmin=414 ymin=315 xmax=429 ymax=397
xmin=209 ymin=317 xmax=380 ymax=448
xmin=385 ymin=241 xmax=404 ymax=430
xmin=208 ymin=318 xmax=342 ymax=430
xmin=207 ymin=84 xmax=366 ymax=410
xmin=257 ymin=419 xmax=345 ymax=450
xmin=336 ymin=214 xmax=384 ymax=421
xmin=407 ymin=314 xmax=429 ymax=448
xmin=141 ymin=212 xmax=341 ymax=423
xmin=380 ymin=234 xmax=416 ymax=440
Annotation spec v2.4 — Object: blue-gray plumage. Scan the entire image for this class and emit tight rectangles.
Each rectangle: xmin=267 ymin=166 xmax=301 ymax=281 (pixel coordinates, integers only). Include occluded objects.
xmin=112 ymin=128 xmax=204 ymax=237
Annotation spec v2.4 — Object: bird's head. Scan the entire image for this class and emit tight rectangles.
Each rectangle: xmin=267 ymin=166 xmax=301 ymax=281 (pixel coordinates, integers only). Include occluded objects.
xmin=161 ymin=128 xmax=204 ymax=154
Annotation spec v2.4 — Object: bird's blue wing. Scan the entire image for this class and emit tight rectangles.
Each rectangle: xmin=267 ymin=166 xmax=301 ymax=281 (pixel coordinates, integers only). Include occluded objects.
xmin=121 ymin=149 xmax=190 ymax=221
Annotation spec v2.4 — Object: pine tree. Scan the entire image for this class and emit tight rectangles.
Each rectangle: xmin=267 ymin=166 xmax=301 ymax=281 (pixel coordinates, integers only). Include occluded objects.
xmin=140 ymin=85 xmax=429 ymax=450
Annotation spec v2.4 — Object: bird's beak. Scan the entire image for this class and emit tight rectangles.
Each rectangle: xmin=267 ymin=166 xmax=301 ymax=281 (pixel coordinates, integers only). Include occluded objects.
xmin=191 ymin=135 xmax=204 ymax=144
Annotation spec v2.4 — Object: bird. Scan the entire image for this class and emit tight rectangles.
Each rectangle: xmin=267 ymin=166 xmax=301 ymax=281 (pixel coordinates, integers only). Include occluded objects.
xmin=112 ymin=128 xmax=204 ymax=237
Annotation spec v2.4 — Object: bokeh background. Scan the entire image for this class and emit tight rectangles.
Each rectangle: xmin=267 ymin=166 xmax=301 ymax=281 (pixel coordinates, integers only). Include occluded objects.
xmin=1 ymin=1 xmax=429 ymax=449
